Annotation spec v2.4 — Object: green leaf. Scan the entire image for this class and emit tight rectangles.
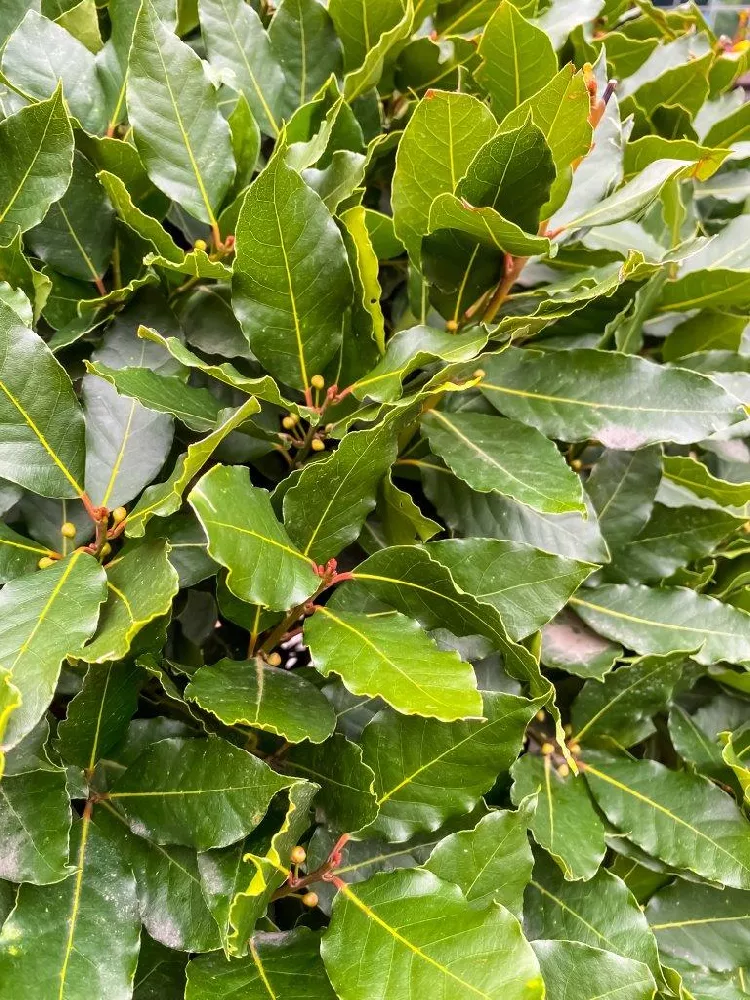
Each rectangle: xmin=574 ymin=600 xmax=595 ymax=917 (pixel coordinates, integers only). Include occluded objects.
xmin=0 ymin=523 xmax=54 ymax=583
xmin=375 ymin=470 xmax=440 ymax=547
xmin=392 ymin=90 xmax=496 ymax=262
xmin=286 ymin=732 xmax=378 ymax=832
xmin=0 ymin=229 xmax=51 ymax=324
xmin=571 ymin=652 xmax=687 ymax=748
xmin=426 ymin=194 xmax=552 ymax=258
xmin=511 ymin=753 xmax=607 ymax=881
xmin=96 ymin=803 xmax=222 ymax=954
xmin=128 ymin=0 xmax=235 ymax=225
xmin=425 ymin=538 xmax=593 ymax=641
xmin=57 ymin=662 xmax=141 ymax=770
xmin=570 ymin=583 xmax=750 ymax=665
xmin=322 ymin=869 xmax=544 ymax=1000
xmin=126 ymin=397 xmax=261 ymax=538
xmin=82 ymin=375 xmax=174 ymax=509
xmin=0 ymin=721 xmax=71 ymax=884
xmin=80 ymin=541 xmax=179 ymax=664
xmin=341 ymin=0 xmax=414 ymax=103
xmin=480 ymin=347 xmax=744 ymax=448
xmin=109 ymin=735 xmax=296 ymax=850
xmin=0 ymin=551 xmax=106 ymax=753
xmin=525 ymin=854 xmax=663 ymax=983
xmin=584 ymin=751 xmax=750 ymax=889
xmin=189 ymin=463 xmax=319 ymax=611
xmin=422 ymin=410 xmax=585 ymax=515
xmin=232 ymin=150 xmax=353 ymax=393
xmin=474 ymin=2 xmax=557 ymax=120
xmin=199 ymin=0 xmax=284 ymax=138
xmin=646 ymin=879 xmax=750 ymax=973
xmin=532 ymin=940 xmax=656 ymax=1000
xmin=585 ymin=446 xmax=663 ymax=549
xmin=184 ymin=657 xmax=336 ymax=744
xmin=305 ymin=606 xmax=482 ymax=721
xmin=424 ymin=805 xmax=534 ymax=916
xmin=0 ymin=813 xmax=140 ymax=1000
xmin=663 ymin=455 xmax=750 ymax=510
xmin=329 ymin=0 xmax=406 ymax=71
xmin=2 ymin=12 xmax=108 ymax=134
xmin=360 ymin=692 xmax=541 ymax=841
xmin=541 ymin=609 xmax=622 ymax=681
xmin=341 ymin=204 xmax=386 ymax=355
xmin=132 ymin=935 xmax=187 ymax=999
xmin=269 ymin=0 xmax=343 ymax=117
xmin=97 ymin=170 xmax=184 ymax=264
xmin=186 ymin=928 xmax=335 ymax=999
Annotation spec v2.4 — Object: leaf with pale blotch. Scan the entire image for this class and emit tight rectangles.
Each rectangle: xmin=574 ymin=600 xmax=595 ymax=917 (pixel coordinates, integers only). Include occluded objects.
xmin=57 ymin=662 xmax=141 ymax=770
xmin=128 ymin=0 xmax=235 ymax=225
xmin=126 ymin=397 xmax=261 ymax=538
xmin=186 ymin=928 xmax=334 ymax=999
xmin=232 ymin=150 xmax=353 ymax=393
xmin=424 ymin=805 xmax=534 ymax=916
xmin=109 ymin=735 xmax=297 ymax=850
xmin=583 ymin=751 xmax=750 ymax=889
xmin=360 ymin=693 xmax=541 ymax=842
xmin=305 ymin=607 xmax=482 ymax=722
xmin=511 ymin=753 xmax=606 ymax=881
xmin=0 ymin=813 xmax=140 ymax=1000
xmin=286 ymin=732 xmax=378 ymax=833
xmin=322 ymin=869 xmax=544 ymax=1000
xmin=0 ymin=299 xmax=86 ymax=499
xmin=541 ymin=609 xmax=622 ymax=680
xmin=190 ymin=464 xmax=319 ymax=612
xmin=392 ymin=90 xmax=496 ymax=262
xmin=571 ymin=652 xmax=687 ymax=749
xmin=474 ymin=2 xmax=557 ymax=120
xmin=480 ymin=347 xmax=744 ymax=449
xmin=532 ymin=941 xmax=656 ymax=1000
xmin=422 ymin=410 xmax=585 ymax=516
xmin=570 ymin=584 xmax=750 ymax=666
xmin=0 ymin=551 xmax=106 ymax=753
xmin=81 ymin=541 xmax=179 ymax=664
xmin=185 ymin=658 xmax=335 ymax=744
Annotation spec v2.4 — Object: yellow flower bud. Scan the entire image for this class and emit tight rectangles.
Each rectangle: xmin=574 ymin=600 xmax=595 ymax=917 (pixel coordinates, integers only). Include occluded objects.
xmin=282 ymin=414 xmax=299 ymax=430
xmin=541 ymin=742 xmax=555 ymax=756
xmin=61 ymin=521 xmax=76 ymax=539
xmin=111 ymin=506 xmax=127 ymax=524
xmin=311 ymin=438 xmax=325 ymax=452
xmin=310 ymin=374 xmax=325 ymax=390
xmin=290 ymin=846 xmax=306 ymax=865
xmin=194 ymin=238 xmax=208 ymax=252
xmin=557 ymin=764 xmax=570 ymax=778
xmin=267 ymin=652 xmax=282 ymax=667
xmin=100 ymin=543 xmax=112 ymax=559
xmin=301 ymin=891 xmax=319 ymax=908
xmin=38 ymin=556 xmax=55 ymax=569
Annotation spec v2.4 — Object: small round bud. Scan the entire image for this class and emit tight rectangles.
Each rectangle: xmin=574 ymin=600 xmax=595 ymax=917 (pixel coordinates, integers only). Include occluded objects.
xmin=472 ymin=369 xmax=486 ymax=379
xmin=571 ymin=458 xmax=583 ymax=471
xmin=557 ymin=763 xmax=570 ymax=778
xmin=541 ymin=742 xmax=555 ymax=756
xmin=38 ymin=556 xmax=55 ymax=570
xmin=100 ymin=543 xmax=112 ymax=559
xmin=111 ymin=506 xmax=127 ymax=524
xmin=282 ymin=414 xmax=299 ymax=430
xmin=290 ymin=846 xmax=307 ymax=865
xmin=301 ymin=891 xmax=319 ymax=908
xmin=445 ymin=320 xmax=458 ymax=333
xmin=311 ymin=374 xmax=325 ymax=390
xmin=535 ymin=709 xmax=546 ymax=722
xmin=311 ymin=438 xmax=325 ymax=452
xmin=194 ymin=238 xmax=208 ymax=252
xmin=267 ymin=652 xmax=282 ymax=667
xmin=568 ymin=742 xmax=581 ymax=755
xmin=61 ymin=521 xmax=76 ymax=539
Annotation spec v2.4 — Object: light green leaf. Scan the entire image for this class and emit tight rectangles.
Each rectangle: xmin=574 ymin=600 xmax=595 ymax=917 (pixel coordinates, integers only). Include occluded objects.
xmin=474 ymin=2 xmax=557 ymax=120
xmin=322 ymin=869 xmax=544 ymax=1000
xmin=392 ymin=90 xmax=496 ymax=262
xmin=663 ymin=457 xmax=750 ymax=510
xmin=0 ymin=813 xmax=140 ymax=1000
xmin=424 ymin=805 xmax=534 ymax=916
xmin=0 ymin=523 xmax=54 ymax=583
xmin=342 ymin=0 xmax=414 ymax=103
xmin=422 ymin=410 xmax=585 ymax=515
xmin=57 ymin=662 xmax=141 ymax=771
xmin=80 ymin=541 xmax=179 ymax=664
xmin=427 ymin=194 xmax=552 ymax=258
xmin=199 ymin=0 xmax=284 ymax=138
xmin=232 ymin=150 xmax=353 ymax=393
xmin=0 ymin=551 xmax=106 ymax=752
xmin=0 ymin=229 xmax=51 ymax=324
xmin=185 ymin=657 xmax=336 ymax=744
xmin=532 ymin=941 xmax=656 ymax=1000
xmin=341 ymin=204 xmax=385 ymax=355
xmin=511 ymin=753 xmax=607 ymax=881
xmin=109 ymin=735 xmax=296 ymax=850
xmin=98 ymin=170 xmax=184 ymax=264
xmin=186 ymin=928 xmax=335 ymax=999
xmin=189 ymin=463 xmax=319 ymax=612
xmin=583 ymin=751 xmax=750 ymax=889
xmin=0 ymin=721 xmax=71 ymax=884
xmin=480 ymin=347 xmax=744 ymax=448
xmin=128 ymin=0 xmax=235 ymax=225
xmin=329 ymin=0 xmax=407 ymax=70
xmin=360 ymin=692 xmax=540 ymax=842
xmin=570 ymin=583 xmax=750 ymax=665
xmin=286 ymin=732 xmax=378 ymax=832
xmin=305 ymin=606 xmax=482 ymax=721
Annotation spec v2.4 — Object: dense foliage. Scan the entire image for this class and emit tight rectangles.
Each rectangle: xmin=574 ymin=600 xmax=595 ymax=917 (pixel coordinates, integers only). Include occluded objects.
xmin=0 ymin=0 xmax=750 ymax=996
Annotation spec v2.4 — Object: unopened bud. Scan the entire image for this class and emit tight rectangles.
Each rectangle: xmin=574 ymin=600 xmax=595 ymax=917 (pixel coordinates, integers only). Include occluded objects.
xmin=541 ymin=742 xmax=555 ymax=756
xmin=290 ymin=846 xmax=306 ymax=865
xmin=301 ymin=891 xmax=319 ymax=908
xmin=61 ymin=521 xmax=77 ymax=539
xmin=311 ymin=374 xmax=325 ymax=390
xmin=557 ymin=764 xmax=570 ymax=778
xmin=535 ymin=709 xmax=546 ymax=722
xmin=282 ymin=414 xmax=299 ymax=430
xmin=571 ymin=458 xmax=583 ymax=471
xmin=267 ymin=652 xmax=282 ymax=667
xmin=38 ymin=556 xmax=55 ymax=569
xmin=100 ymin=543 xmax=112 ymax=558
xmin=311 ymin=438 xmax=325 ymax=452
xmin=568 ymin=742 xmax=581 ymax=755
xmin=472 ymin=369 xmax=486 ymax=379
xmin=112 ymin=506 xmax=127 ymax=524
xmin=445 ymin=320 xmax=458 ymax=333
xmin=194 ymin=238 xmax=207 ymax=252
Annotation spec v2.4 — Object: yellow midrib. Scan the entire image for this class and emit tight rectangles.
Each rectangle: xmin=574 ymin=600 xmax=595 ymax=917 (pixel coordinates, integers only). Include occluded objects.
xmin=57 ymin=809 xmax=92 ymax=999
xmin=0 ymin=92 xmax=60 ymax=225
xmin=12 ymin=551 xmax=84 ymax=671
